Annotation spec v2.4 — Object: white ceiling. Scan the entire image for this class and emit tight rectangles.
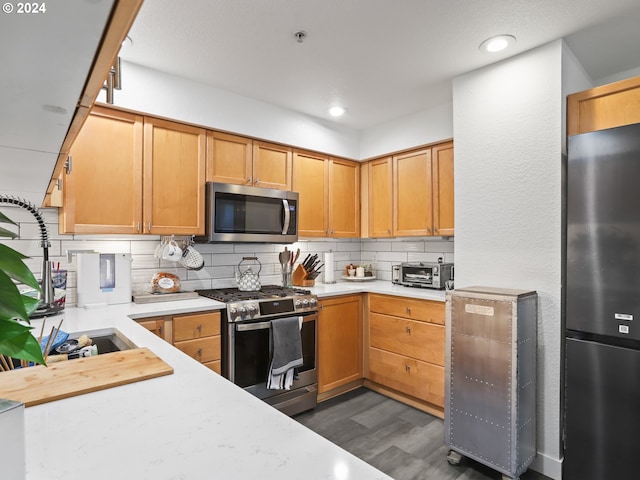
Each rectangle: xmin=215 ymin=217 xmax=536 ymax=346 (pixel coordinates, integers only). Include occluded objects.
xmin=120 ymin=0 xmax=640 ymax=130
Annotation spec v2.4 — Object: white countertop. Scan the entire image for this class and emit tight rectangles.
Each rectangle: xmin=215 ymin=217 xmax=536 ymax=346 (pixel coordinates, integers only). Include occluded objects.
xmin=21 ymin=281 xmax=443 ymax=479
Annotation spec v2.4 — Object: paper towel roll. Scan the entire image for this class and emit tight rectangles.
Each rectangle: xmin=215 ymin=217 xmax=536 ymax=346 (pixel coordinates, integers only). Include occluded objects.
xmin=324 ymin=250 xmax=335 ymax=283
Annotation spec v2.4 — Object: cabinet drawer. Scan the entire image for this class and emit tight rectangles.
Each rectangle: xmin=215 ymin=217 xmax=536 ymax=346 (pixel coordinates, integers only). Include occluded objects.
xmin=173 ymin=312 xmax=221 ymax=342
xmin=370 ymin=313 xmax=444 ymax=366
xmin=203 ymin=360 xmax=222 ymax=375
xmin=369 ymin=294 xmax=444 ymax=325
xmin=174 ymin=336 xmax=221 ymax=363
xmin=368 ymin=347 xmax=444 ymax=407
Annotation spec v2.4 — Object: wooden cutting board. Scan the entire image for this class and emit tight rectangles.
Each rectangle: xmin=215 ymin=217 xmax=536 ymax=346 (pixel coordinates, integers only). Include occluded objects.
xmin=0 ymin=348 xmax=173 ymax=407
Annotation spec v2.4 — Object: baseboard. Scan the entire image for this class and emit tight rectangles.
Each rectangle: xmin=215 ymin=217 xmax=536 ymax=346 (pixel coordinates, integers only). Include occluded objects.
xmin=530 ymin=452 xmax=562 ymax=480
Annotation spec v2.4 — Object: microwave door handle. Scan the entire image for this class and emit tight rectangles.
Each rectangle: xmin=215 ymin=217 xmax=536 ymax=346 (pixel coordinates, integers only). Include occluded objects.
xmin=282 ymin=199 xmax=291 ymax=234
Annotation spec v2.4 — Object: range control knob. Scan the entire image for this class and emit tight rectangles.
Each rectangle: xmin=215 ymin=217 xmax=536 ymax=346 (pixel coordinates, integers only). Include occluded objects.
xmin=239 ymin=306 xmax=247 ymax=315
xmin=309 ymin=298 xmax=317 ymax=307
xmin=229 ymin=307 xmax=238 ymax=317
xmin=302 ymin=299 xmax=309 ymax=307
xmin=247 ymin=304 xmax=258 ymax=314
xmin=294 ymin=300 xmax=302 ymax=308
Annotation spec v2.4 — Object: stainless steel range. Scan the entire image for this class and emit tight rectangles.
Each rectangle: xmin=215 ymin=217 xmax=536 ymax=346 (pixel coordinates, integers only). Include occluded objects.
xmin=196 ymin=285 xmax=318 ymax=416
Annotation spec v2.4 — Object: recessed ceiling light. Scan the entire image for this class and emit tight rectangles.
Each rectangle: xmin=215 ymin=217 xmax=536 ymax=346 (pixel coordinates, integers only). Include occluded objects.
xmin=329 ymin=106 xmax=346 ymax=117
xmin=479 ymin=34 xmax=516 ymax=53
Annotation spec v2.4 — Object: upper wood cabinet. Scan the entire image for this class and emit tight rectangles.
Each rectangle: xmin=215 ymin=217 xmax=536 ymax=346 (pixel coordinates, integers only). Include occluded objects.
xmin=567 ymin=75 xmax=640 ymax=136
xmin=431 ymin=141 xmax=454 ymax=236
xmin=366 ymin=140 xmax=454 ymax=238
xmin=143 ymin=117 xmax=206 ymax=235
xmin=368 ymin=157 xmax=393 ymax=238
xmin=60 ymin=107 xmax=143 ymax=234
xmin=394 ymin=148 xmax=433 ymax=236
xmin=292 ymin=150 xmax=329 ymax=236
xmin=206 ymin=132 xmax=292 ymax=190
xmin=329 ymin=158 xmax=360 ymax=238
xmin=60 ymin=106 xmax=206 ymax=235
xmin=292 ymin=150 xmax=360 ymax=238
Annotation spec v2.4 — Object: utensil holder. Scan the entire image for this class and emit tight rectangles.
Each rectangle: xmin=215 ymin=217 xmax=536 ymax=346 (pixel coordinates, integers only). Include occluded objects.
xmin=292 ymin=265 xmax=315 ymax=287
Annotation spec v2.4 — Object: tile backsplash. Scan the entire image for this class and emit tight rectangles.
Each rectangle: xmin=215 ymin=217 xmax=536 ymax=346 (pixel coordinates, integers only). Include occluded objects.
xmin=1 ymin=206 xmax=454 ymax=306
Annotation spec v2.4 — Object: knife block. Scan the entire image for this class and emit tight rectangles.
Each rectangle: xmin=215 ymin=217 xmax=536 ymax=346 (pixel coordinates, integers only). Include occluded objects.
xmin=292 ymin=265 xmax=314 ymax=287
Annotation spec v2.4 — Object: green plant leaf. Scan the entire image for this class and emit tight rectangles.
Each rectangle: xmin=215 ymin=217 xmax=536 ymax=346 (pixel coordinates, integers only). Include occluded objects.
xmin=0 ymin=269 xmax=30 ymax=321
xmin=0 ymin=318 xmax=45 ymax=364
xmin=22 ymin=294 xmax=41 ymax=317
xmin=0 ymin=211 xmax=18 ymax=227
xmin=0 ymin=225 xmax=18 ymax=239
xmin=0 ymin=243 xmax=41 ymax=290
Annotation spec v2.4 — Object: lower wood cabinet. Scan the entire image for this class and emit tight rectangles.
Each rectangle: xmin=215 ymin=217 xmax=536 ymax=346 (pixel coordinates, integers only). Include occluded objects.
xmin=318 ymin=294 xmax=363 ymax=395
xmin=173 ymin=312 xmax=222 ymax=373
xmin=366 ymin=294 xmax=445 ymax=417
xmin=137 ymin=310 xmax=222 ymax=374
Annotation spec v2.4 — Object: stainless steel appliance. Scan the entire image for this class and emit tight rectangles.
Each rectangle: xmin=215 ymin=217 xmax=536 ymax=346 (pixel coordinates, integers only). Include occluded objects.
xmin=198 ymin=182 xmax=299 ymax=243
xmin=196 ymin=285 xmax=318 ymax=416
xmin=445 ymin=287 xmax=537 ymax=479
xmin=392 ymin=261 xmax=454 ymax=289
xmin=565 ymin=123 xmax=640 ymax=479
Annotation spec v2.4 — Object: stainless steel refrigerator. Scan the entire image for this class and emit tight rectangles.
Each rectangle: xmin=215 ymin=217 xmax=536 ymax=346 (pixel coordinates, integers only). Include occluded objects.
xmin=565 ymin=122 xmax=640 ymax=479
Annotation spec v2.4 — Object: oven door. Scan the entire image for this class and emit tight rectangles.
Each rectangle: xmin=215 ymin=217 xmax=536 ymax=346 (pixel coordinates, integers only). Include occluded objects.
xmin=402 ymin=265 xmax=435 ymax=287
xmin=229 ymin=313 xmax=317 ymax=402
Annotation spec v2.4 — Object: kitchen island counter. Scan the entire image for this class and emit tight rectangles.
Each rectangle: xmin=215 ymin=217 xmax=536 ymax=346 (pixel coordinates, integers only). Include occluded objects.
xmin=21 ymin=299 xmax=391 ymax=480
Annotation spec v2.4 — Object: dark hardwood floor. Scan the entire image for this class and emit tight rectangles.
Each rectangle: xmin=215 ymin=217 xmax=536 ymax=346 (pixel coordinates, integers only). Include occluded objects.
xmin=294 ymin=388 xmax=551 ymax=480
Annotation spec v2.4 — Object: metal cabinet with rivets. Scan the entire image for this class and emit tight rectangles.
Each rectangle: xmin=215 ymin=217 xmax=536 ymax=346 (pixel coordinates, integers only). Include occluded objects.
xmin=444 ymin=287 xmax=537 ymax=480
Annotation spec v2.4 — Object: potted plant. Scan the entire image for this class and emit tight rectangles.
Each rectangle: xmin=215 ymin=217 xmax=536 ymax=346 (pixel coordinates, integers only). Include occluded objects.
xmin=0 ymin=210 xmax=46 ymax=367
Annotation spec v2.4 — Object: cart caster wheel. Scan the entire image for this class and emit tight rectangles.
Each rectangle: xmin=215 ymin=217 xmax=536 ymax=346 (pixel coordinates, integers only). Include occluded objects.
xmin=446 ymin=450 xmax=463 ymax=466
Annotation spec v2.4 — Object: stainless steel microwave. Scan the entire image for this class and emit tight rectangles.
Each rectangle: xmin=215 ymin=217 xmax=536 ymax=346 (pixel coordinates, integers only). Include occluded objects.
xmin=197 ymin=182 xmax=299 ymax=243
xmin=392 ymin=262 xmax=454 ymax=289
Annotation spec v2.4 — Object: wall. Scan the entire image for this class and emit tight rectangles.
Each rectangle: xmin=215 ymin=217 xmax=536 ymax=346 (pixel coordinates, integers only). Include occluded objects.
xmin=99 ymin=61 xmax=361 ymax=160
xmin=452 ymin=40 xmax=564 ymax=478
xmin=359 ymin=102 xmax=454 ymax=159
xmin=98 ymin=61 xmax=454 ymax=162
xmin=0 ymin=204 xmax=453 ymax=306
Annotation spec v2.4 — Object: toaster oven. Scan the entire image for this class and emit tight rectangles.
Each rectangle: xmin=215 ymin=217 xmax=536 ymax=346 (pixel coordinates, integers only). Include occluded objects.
xmin=392 ymin=262 xmax=454 ymax=289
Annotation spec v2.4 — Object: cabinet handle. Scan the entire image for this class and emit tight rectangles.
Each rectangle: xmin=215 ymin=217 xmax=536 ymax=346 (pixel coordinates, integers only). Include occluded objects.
xmin=197 ymin=348 xmax=202 ymax=359
xmin=247 ymin=176 xmax=253 ymax=184
xmin=136 ymin=222 xmax=141 ymax=232
xmin=147 ymin=222 xmax=152 ymax=232
xmin=197 ymin=324 xmax=202 ymax=335
xmin=387 ymin=229 xmax=391 ymax=234
xmin=158 ymin=325 xmax=163 ymax=337
xmin=64 ymin=156 xmax=72 ymax=175
xmin=405 ymin=326 xmax=411 ymax=335
xmin=426 ymin=227 xmax=431 ymax=234
xmin=434 ymin=227 xmax=439 ymax=234
xmin=406 ymin=307 xmax=411 ymax=315
xmin=255 ymin=178 xmax=259 ymax=184
xmin=405 ymin=364 xmax=410 ymax=372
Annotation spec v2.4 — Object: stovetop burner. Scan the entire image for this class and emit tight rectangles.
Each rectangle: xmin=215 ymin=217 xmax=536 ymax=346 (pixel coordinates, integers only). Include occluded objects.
xmin=196 ymin=285 xmax=312 ymax=303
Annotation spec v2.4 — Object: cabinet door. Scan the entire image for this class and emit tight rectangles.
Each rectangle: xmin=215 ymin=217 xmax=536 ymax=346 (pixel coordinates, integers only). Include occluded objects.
xmin=206 ymin=131 xmax=252 ymax=185
xmin=143 ymin=117 xmax=206 ymax=235
xmin=318 ymin=295 xmax=363 ymax=393
xmin=137 ymin=317 xmax=168 ymax=340
xmin=368 ymin=157 xmax=393 ymax=237
xmin=62 ymin=107 xmax=143 ymax=234
xmin=252 ymin=141 xmax=292 ymax=190
xmin=393 ymin=148 xmax=433 ymax=236
xmin=292 ymin=150 xmax=329 ymax=236
xmin=329 ymin=158 xmax=360 ymax=238
xmin=432 ymin=141 xmax=454 ymax=236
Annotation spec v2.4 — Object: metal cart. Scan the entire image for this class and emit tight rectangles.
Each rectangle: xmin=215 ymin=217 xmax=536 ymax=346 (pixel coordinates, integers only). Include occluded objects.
xmin=445 ymin=287 xmax=537 ymax=480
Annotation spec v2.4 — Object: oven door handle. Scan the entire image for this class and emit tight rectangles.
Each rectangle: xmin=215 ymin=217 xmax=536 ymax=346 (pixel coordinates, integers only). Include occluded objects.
xmin=236 ymin=320 xmax=272 ymax=332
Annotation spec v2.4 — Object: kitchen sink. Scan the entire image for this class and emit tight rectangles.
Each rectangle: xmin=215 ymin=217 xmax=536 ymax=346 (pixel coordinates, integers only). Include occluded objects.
xmin=69 ymin=328 xmax=137 ymax=354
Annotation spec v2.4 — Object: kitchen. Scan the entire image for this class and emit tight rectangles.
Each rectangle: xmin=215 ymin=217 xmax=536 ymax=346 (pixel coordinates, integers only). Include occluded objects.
xmin=2 ymin=1 xmax=640 ymax=479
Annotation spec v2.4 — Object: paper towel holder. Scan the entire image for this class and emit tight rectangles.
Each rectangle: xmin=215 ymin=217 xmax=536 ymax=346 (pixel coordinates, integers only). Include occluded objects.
xmin=324 ymin=250 xmax=336 ymax=284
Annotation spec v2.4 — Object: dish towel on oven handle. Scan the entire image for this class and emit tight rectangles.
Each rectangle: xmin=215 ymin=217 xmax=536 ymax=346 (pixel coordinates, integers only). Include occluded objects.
xmin=267 ymin=316 xmax=303 ymax=390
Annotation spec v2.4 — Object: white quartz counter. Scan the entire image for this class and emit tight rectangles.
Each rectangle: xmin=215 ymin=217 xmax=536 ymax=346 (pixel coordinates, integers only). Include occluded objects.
xmin=21 ymin=281 xmax=443 ymax=479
